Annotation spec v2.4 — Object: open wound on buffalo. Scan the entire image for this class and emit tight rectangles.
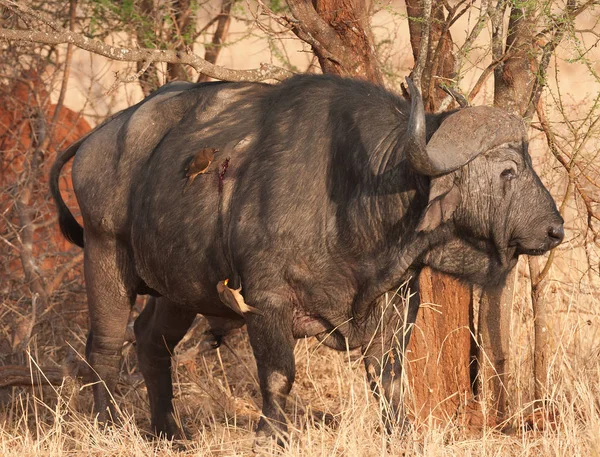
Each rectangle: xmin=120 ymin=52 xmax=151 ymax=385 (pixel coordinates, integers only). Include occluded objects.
xmin=218 ymin=157 xmax=230 ymax=193
xmin=183 ymin=147 xmax=218 ymax=193
xmin=216 ymin=279 xmax=262 ymax=316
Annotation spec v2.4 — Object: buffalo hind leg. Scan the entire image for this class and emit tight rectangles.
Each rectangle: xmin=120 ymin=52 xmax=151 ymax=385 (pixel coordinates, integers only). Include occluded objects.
xmin=362 ymin=279 xmax=420 ymax=433
xmin=245 ymin=294 xmax=295 ymax=446
xmin=134 ymin=297 xmax=196 ymax=439
xmin=84 ymin=237 xmax=137 ymax=424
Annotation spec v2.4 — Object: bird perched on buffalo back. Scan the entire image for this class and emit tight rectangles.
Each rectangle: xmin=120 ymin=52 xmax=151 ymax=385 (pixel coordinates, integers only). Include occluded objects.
xmin=183 ymin=147 xmax=218 ymax=192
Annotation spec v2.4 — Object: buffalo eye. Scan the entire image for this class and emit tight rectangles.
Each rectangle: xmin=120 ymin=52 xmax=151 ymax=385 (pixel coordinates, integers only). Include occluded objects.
xmin=500 ymin=168 xmax=517 ymax=181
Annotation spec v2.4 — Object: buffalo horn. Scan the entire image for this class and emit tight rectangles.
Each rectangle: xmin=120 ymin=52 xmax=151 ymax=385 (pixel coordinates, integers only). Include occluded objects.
xmin=404 ymin=77 xmax=528 ymax=177
xmin=404 ymin=77 xmax=437 ymax=176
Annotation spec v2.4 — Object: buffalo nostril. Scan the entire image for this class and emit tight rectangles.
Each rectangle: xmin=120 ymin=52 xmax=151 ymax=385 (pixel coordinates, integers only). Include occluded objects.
xmin=547 ymin=224 xmax=564 ymax=246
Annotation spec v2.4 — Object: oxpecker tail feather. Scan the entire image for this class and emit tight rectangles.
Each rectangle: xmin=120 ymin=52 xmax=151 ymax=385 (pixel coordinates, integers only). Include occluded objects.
xmin=50 ymin=138 xmax=85 ymax=248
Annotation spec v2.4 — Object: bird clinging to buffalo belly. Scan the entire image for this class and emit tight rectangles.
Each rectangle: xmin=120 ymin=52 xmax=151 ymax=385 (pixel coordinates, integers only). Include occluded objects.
xmin=50 ymin=73 xmax=563 ymax=446
xmin=217 ymin=279 xmax=263 ymax=316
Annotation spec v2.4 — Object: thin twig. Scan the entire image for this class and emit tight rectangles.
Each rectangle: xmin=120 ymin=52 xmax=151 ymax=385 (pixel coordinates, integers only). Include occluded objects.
xmin=0 ymin=0 xmax=65 ymax=32
xmin=106 ymin=60 xmax=154 ymax=94
xmin=524 ymin=0 xmax=591 ymax=120
xmin=45 ymin=252 xmax=84 ymax=297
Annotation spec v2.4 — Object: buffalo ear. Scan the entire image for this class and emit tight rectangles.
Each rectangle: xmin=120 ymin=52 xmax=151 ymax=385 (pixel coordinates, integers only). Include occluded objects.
xmin=417 ymin=174 xmax=461 ymax=232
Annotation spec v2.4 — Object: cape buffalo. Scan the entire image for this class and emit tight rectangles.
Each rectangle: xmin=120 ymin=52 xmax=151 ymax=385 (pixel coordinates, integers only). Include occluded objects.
xmin=50 ymin=75 xmax=563 ymax=442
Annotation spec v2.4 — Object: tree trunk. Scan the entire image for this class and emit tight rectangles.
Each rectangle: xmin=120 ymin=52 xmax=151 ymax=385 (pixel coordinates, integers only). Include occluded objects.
xmin=528 ymin=258 xmax=548 ymax=401
xmin=287 ymin=0 xmax=383 ymax=84
xmin=477 ymin=272 xmax=515 ymax=422
xmin=488 ymin=0 xmax=545 ymax=415
xmin=404 ymin=0 xmax=476 ymax=424
xmin=406 ymin=0 xmax=456 ymax=110
xmin=493 ymin=4 xmax=538 ymax=114
xmin=406 ymin=268 xmax=475 ymax=423
xmin=312 ymin=0 xmax=382 ymax=82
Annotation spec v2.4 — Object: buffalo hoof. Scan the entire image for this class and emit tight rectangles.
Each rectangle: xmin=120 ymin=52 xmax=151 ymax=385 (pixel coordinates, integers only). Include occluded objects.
xmin=197 ymin=330 xmax=223 ymax=352
xmin=253 ymin=419 xmax=289 ymax=451
xmin=93 ymin=403 xmax=121 ymax=430
xmin=252 ymin=432 xmax=287 ymax=454
xmin=150 ymin=413 xmax=189 ymax=441
xmin=210 ymin=334 xmax=223 ymax=349
xmin=383 ymin=417 xmax=412 ymax=436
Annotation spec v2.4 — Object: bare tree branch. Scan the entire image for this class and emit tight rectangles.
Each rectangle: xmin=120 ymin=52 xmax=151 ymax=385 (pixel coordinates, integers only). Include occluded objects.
xmin=1 ymin=0 xmax=64 ymax=32
xmin=45 ymin=252 xmax=84 ymax=297
xmin=467 ymin=54 xmax=511 ymax=102
xmin=453 ymin=0 xmax=490 ymax=80
xmin=440 ymin=83 xmax=469 ymax=107
xmin=0 ymin=26 xmax=291 ymax=83
xmin=524 ymin=0 xmax=588 ymax=119
xmin=40 ymin=0 xmax=77 ymax=153
xmin=0 ymin=365 xmax=65 ymax=387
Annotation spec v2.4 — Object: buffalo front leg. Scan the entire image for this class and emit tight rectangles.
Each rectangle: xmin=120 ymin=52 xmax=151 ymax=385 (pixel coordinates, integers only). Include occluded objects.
xmin=362 ymin=279 xmax=420 ymax=433
xmin=245 ymin=295 xmax=295 ymax=445
xmin=134 ymin=297 xmax=196 ymax=439
xmin=83 ymin=237 xmax=136 ymax=423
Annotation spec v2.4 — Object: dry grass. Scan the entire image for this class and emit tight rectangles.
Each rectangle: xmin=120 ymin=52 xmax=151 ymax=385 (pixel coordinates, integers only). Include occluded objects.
xmin=0 ymin=269 xmax=599 ymax=457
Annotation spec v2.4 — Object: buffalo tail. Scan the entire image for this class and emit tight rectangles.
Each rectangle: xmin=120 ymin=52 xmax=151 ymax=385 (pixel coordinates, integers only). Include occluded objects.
xmin=49 ymin=138 xmax=85 ymax=248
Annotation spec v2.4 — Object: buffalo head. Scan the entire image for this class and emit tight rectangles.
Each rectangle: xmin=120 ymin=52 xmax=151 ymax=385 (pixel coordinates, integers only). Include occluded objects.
xmin=403 ymin=78 xmax=563 ymax=284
